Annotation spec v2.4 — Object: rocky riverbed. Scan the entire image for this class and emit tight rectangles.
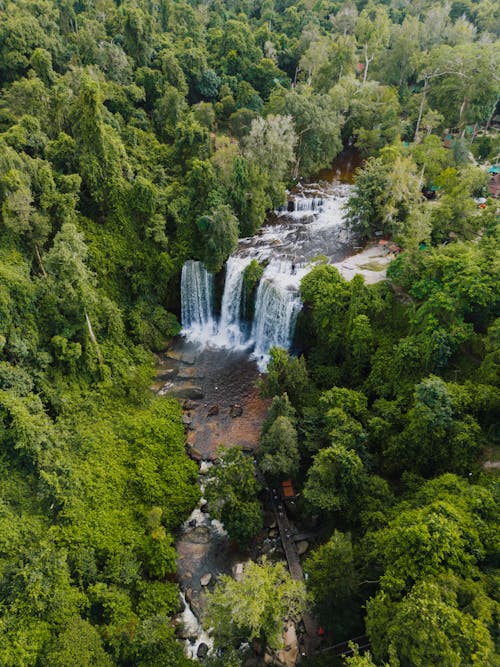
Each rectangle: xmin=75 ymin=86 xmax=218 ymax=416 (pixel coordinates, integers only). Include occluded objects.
xmin=153 ymin=338 xmax=270 ymax=460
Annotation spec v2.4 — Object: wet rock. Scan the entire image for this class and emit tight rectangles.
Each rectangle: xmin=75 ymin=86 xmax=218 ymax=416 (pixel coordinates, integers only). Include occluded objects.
xmin=185 ymin=587 xmax=193 ymax=603
xmin=177 ymin=594 xmax=186 ymax=613
xmin=264 ymin=512 xmax=277 ymax=529
xmin=183 ymin=399 xmax=198 ymax=410
xmin=168 ymin=384 xmax=204 ymax=399
xmin=178 ymin=366 xmax=205 ymax=379
xmin=232 ymin=562 xmax=245 ymax=581
xmin=296 ymin=540 xmax=309 ymax=556
xmin=277 ymin=622 xmax=299 ymax=667
xmin=167 ymin=349 xmax=196 ymax=365
xmin=187 ymin=526 xmax=212 ymax=544
xmin=155 ymin=367 xmax=178 ymax=381
xmin=188 ymin=446 xmax=203 ymax=461
xmin=201 ymin=503 xmax=210 ymax=513
xmin=190 ymin=594 xmax=205 ymax=620
xmin=262 ymin=541 xmax=274 ymax=555
xmin=200 ymin=573 xmax=212 ymax=586
xmin=182 ymin=415 xmax=192 ymax=426
xmin=269 ymin=529 xmax=278 ymax=538
xmin=176 ymin=621 xmax=197 ymax=641
xmin=197 ymin=643 xmax=209 ymax=659
xmin=229 ymin=403 xmax=243 ymax=417
xmin=207 ymin=404 xmax=219 ymax=417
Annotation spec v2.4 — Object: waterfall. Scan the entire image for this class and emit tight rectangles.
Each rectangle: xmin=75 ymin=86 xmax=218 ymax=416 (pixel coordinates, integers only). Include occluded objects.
xmin=292 ymin=196 xmax=324 ymax=212
xmin=181 ymin=260 xmax=216 ymax=341
xmin=250 ymin=262 xmax=302 ymax=370
xmin=180 ymin=182 xmax=352 ymax=369
xmin=214 ymin=256 xmax=252 ymax=348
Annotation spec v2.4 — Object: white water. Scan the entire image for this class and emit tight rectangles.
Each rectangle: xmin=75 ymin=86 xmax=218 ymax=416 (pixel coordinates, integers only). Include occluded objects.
xmin=181 ymin=260 xmax=216 ymax=341
xmin=179 ymin=592 xmax=214 ymax=660
xmin=180 ymin=182 xmax=352 ymax=369
xmin=213 ymin=256 xmax=253 ymax=348
xmin=250 ymin=262 xmax=303 ymax=370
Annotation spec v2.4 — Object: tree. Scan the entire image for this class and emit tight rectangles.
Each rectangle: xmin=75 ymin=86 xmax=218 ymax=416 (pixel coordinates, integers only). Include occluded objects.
xmin=303 ymin=444 xmax=365 ymax=514
xmin=355 ymin=5 xmax=391 ymax=83
xmin=268 ymin=86 xmax=343 ymax=177
xmin=204 ymin=447 xmax=263 ymax=547
xmin=205 ymin=559 xmax=306 ymax=650
xmin=366 ymin=578 xmax=495 ymax=666
xmin=198 ymin=204 xmax=239 ymax=273
xmin=262 ymin=348 xmax=310 ymax=409
xmin=42 ymin=618 xmax=112 ymax=667
xmin=72 ymin=75 xmax=130 ymax=215
xmin=259 ymin=415 xmax=300 ymax=479
xmin=304 ymin=531 xmax=360 ymax=635
xmin=244 ymin=114 xmax=296 ymax=204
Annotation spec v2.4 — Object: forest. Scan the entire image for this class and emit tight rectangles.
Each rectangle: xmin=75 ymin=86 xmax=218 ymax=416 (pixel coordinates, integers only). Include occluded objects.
xmin=0 ymin=0 xmax=498 ymax=665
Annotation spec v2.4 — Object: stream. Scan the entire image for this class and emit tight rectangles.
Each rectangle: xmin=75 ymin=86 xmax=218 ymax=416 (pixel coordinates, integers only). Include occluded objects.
xmin=164 ymin=150 xmax=376 ymax=661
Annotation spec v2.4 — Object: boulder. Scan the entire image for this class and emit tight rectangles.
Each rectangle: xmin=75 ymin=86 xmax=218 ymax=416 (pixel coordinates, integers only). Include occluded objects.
xmin=277 ymin=622 xmax=299 ymax=667
xmin=167 ymin=349 xmax=196 ymax=365
xmin=229 ymin=403 xmax=243 ymax=417
xmin=188 ymin=446 xmax=203 ymax=461
xmin=200 ymin=573 xmax=212 ymax=586
xmin=207 ymin=404 xmax=219 ymax=417
xmin=178 ymin=366 xmax=205 ymax=379
xmin=197 ymin=643 xmax=209 ymax=659
xmin=168 ymin=384 xmax=204 ymax=399
xmin=232 ymin=562 xmax=245 ymax=581
xmin=264 ymin=512 xmax=277 ymax=529
xmin=182 ymin=415 xmax=192 ymax=426
xmin=175 ymin=620 xmax=197 ymax=641
xmin=269 ymin=529 xmax=278 ymax=539
xmin=296 ymin=540 xmax=309 ymax=556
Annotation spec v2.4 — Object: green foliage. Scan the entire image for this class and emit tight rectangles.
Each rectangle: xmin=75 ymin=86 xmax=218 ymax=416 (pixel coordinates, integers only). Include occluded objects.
xmin=204 ymin=447 xmax=263 ymax=547
xmin=304 ymin=531 xmax=360 ymax=635
xmin=241 ymin=258 xmax=265 ymax=319
xmin=304 ymin=444 xmax=365 ymax=514
xmin=0 ymin=0 xmax=499 ymax=661
xmin=259 ymin=415 xmax=300 ymax=479
xmin=198 ymin=204 xmax=239 ymax=273
xmin=205 ymin=559 xmax=306 ymax=650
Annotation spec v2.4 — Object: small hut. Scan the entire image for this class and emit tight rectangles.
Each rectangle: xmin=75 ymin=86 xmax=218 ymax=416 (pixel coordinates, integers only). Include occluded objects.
xmin=281 ymin=479 xmax=296 ymax=500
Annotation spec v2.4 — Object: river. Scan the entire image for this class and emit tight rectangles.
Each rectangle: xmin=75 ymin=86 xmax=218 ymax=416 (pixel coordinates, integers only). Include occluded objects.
xmin=162 ymin=149 xmax=384 ymax=661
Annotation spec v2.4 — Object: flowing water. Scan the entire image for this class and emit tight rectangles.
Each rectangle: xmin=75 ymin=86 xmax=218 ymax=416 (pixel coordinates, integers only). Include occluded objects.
xmin=181 ymin=260 xmax=216 ymax=339
xmin=172 ymin=152 xmax=365 ymax=661
xmin=181 ymin=181 xmax=354 ymax=369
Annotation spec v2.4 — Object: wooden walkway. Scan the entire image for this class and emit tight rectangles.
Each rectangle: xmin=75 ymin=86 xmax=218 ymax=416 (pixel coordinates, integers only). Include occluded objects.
xmin=269 ymin=488 xmax=320 ymax=656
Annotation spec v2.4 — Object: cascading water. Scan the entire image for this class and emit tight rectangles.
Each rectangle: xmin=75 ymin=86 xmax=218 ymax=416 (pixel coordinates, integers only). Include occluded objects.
xmin=180 ymin=182 xmax=353 ymax=369
xmin=181 ymin=260 xmax=216 ymax=342
xmin=250 ymin=261 xmax=302 ymax=369
xmin=213 ymin=256 xmax=253 ymax=348
xmin=292 ymin=195 xmax=324 ymax=212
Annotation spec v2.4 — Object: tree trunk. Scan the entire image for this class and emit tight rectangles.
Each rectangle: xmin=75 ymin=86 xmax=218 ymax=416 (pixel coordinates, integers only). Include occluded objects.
xmin=363 ymin=45 xmax=370 ymax=83
xmin=485 ymin=97 xmax=498 ymax=130
xmin=458 ymin=95 xmax=468 ymax=127
xmin=414 ymin=78 xmax=428 ymax=143
xmin=35 ymin=245 xmax=47 ymax=278
xmin=85 ymin=310 xmax=104 ymax=368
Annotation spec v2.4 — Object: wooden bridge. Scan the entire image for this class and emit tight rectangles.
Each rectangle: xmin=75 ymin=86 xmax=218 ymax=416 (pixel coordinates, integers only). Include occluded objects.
xmin=267 ymin=485 xmax=372 ymax=661
xmin=268 ymin=487 xmax=321 ymax=656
